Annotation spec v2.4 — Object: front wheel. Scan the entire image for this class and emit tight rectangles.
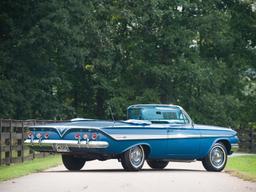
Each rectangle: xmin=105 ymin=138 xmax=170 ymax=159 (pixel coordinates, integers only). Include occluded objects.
xmin=121 ymin=145 xmax=145 ymax=171
xmin=202 ymin=143 xmax=227 ymax=172
xmin=147 ymin=160 xmax=169 ymax=169
xmin=62 ymin=155 xmax=86 ymax=171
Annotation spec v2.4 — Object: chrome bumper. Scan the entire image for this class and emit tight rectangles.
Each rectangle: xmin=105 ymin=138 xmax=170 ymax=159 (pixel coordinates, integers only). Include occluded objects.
xmin=24 ymin=139 xmax=109 ymax=149
xmin=231 ymin=143 xmax=239 ymax=152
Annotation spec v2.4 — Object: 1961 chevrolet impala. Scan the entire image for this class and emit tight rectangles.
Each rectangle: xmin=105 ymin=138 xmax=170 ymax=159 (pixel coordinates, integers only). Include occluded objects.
xmin=25 ymin=104 xmax=239 ymax=172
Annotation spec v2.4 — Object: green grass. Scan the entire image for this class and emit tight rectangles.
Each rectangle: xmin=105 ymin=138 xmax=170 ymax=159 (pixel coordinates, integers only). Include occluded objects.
xmin=0 ymin=155 xmax=61 ymax=181
xmin=226 ymin=155 xmax=256 ymax=182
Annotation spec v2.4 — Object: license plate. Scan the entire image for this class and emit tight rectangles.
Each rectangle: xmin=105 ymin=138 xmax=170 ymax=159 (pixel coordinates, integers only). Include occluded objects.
xmin=55 ymin=144 xmax=70 ymax=152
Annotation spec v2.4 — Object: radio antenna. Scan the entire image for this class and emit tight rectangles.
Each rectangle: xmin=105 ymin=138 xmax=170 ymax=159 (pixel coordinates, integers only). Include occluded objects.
xmin=109 ymin=105 xmax=115 ymax=122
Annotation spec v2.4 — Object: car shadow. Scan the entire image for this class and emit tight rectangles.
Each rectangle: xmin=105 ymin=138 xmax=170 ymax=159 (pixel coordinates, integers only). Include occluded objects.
xmin=43 ymin=168 xmax=206 ymax=173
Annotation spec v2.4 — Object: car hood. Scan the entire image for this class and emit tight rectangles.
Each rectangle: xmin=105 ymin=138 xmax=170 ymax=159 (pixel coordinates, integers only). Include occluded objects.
xmin=194 ymin=124 xmax=237 ymax=135
xmin=194 ymin=124 xmax=230 ymax=131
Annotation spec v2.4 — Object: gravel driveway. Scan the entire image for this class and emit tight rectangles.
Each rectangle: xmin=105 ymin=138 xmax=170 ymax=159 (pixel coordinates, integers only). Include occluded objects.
xmin=0 ymin=159 xmax=255 ymax=192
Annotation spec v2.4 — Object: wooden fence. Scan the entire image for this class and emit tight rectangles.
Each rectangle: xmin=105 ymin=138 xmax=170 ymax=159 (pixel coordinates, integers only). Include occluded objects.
xmin=235 ymin=127 xmax=256 ymax=153
xmin=0 ymin=119 xmax=61 ymax=166
xmin=0 ymin=119 xmax=255 ymax=166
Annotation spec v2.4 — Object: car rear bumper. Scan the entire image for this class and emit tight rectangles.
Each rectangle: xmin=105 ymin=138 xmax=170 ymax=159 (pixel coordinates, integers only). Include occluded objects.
xmin=24 ymin=139 xmax=109 ymax=152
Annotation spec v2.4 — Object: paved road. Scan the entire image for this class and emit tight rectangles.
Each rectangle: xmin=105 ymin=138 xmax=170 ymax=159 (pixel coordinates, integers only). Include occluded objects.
xmin=0 ymin=160 xmax=255 ymax=192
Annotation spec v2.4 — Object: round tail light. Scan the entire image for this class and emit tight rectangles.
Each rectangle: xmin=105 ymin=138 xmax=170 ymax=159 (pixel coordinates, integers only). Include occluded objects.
xmin=36 ymin=133 xmax=42 ymax=139
xmin=75 ymin=133 xmax=81 ymax=139
xmin=27 ymin=131 xmax=33 ymax=138
xmin=91 ymin=133 xmax=97 ymax=140
xmin=44 ymin=133 xmax=49 ymax=139
xmin=83 ymin=134 xmax=88 ymax=140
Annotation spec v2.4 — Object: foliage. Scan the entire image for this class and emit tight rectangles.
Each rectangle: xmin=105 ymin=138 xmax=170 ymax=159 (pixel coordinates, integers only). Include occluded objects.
xmin=226 ymin=155 xmax=256 ymax=182
xmin=0 ymin=155 xmax=61 ymax=181
xmin=0 ymin=0 xmax=255 ymax=128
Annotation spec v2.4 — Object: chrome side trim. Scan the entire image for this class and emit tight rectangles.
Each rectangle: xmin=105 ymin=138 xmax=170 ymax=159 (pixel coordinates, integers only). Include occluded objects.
xmin=168 ymin=134 xmax=200 ymax=139
xmin=231 ymin=143 xmax=239 ymax=152
xmin=109 ymin=134 xmax=233 ymax=140
xmin=24 ymin=139 xmax=109 ymax=149
xmin=111 ymin=134 xmax=167 ymax=140
xmin=70 ymin=118 xmax=93 ymax=122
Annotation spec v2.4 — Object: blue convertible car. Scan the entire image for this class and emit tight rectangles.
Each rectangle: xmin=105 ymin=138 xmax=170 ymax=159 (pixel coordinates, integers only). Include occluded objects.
xmin=25 ymin=104 xmax=239 ymax=172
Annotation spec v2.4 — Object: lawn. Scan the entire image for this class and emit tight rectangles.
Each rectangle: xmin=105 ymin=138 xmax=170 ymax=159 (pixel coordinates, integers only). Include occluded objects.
xmin=226 ymin=155 xmax=256 ymax=182
xmin=0 ymin=155 xmax=61 ymax=181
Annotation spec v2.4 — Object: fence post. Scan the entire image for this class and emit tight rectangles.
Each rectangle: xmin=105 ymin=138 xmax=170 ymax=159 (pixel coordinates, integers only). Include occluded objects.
xmin=8 ymin=120 xmax=13 ymax=165
xmin=21 ymin=121 xmax=24 ymax=163
xmin=32 ymin=120 xmax=36 ymax=159
xmin=0 ymin=119 xmax=2 ymax=165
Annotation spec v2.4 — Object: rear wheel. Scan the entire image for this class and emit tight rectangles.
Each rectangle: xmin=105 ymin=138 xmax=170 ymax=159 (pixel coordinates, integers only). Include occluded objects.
xmin=121 ymin=145 xmax=145 ymax=171
xmin=147 ymin=160 xmax=169 ymax=169
xmin=62 ymin=155 xmax=86 ymax=171
xmin=202 ymin=143 xmax=227 ymax=172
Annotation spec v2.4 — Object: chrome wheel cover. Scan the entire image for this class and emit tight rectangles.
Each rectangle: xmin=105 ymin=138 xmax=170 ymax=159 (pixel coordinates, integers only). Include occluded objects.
xmin=210 ymin=145 xmax=226 ymax=169
xmin=129 ymin=146 xmax=145 ymax=168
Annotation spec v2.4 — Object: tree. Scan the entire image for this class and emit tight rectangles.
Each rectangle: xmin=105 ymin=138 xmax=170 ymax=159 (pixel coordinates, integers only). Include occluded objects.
xmin=0 ymin=0 xmax=255 ymax=129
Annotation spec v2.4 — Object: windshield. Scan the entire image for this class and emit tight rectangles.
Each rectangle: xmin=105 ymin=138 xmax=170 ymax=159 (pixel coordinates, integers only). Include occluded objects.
xmin=127 ymin=106 xmax=189 ymax=124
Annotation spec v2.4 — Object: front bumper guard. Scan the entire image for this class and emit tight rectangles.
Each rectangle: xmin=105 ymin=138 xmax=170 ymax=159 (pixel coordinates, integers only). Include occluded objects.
xmin=24 ymin=139 xmax=109 ymax=149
